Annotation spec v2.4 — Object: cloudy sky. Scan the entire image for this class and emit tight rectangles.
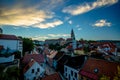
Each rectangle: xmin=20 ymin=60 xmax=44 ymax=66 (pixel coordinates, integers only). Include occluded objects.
xmin=0 ymin=0 xmax=120 ymax=41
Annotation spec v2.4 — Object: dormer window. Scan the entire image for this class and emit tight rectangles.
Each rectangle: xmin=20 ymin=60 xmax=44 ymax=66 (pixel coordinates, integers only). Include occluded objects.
xmin=94 ymin=68 xmax=99 ymax=73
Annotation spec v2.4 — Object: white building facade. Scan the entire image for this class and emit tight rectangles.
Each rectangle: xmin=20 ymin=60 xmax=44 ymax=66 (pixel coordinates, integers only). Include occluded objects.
xmin=24 ymin=60 xmax=45 ymax=80
xmin=64 ymin=65 xmax=79 ymax=80
xmin=0 ymin=34 xmax=23 ymax=55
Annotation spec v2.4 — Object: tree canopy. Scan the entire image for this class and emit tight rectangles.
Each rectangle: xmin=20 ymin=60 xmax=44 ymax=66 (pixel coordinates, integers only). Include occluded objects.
xmin=22 ymin=38 xmax=34 ymax=55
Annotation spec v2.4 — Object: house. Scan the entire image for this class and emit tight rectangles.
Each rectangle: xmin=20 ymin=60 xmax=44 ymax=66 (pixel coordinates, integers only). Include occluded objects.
xmin=64 ymin=55 xmax=87 ymax=80
xmin=45 ymin=39 xmax=59 ymax=45
xmin=0 ymin=34 xmax=23 ymax=56
xmin=24 ymin=59 xmax=45 ymax=80
xmin=56 ymin=54 xmax=70 ymax=75
xmin=53 ymin=52 xmax=64 ymax=69
xmin=42 ymin=72 xmax=62 ymax=80
xmin=74 ymin=48 xmax=84 ymax=55
xmin=45 ymin=38 xmax=65 ymax=45
xmin=46 ymin=50 xmax=58 ymax=66
xmin=79 ymin=58 xmax=120 ymax=80
xmin=66 ymin=38 xmax=72 ymax=44
xmin=22 ymin=54 xmax=45 ymax=68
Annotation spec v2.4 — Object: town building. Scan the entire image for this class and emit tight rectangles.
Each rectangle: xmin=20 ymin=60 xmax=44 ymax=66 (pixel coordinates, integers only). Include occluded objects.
xmin=22 ymin=53 xmax=45 ymax=68
xmin=64 ymin=55 xmax=87 ymax=80
xmin=24 ymin=59 xmax=45 ymax=80
xmin=45 ymin=38 xmax=65 ymax=45
xmin=0 ymin=34 xmax=23 ymax=55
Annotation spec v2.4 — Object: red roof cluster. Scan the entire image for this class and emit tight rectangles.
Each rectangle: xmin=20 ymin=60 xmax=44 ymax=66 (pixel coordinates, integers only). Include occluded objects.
xmin=42 ymin=73 xmax=61 ymax=80
xmin=22 ymin=54 xmax=44 ymax=64
xmin=0 ymin=34 xmax=20 ymax=40
xmin=79 ymin=58 xmax=120 ymax=80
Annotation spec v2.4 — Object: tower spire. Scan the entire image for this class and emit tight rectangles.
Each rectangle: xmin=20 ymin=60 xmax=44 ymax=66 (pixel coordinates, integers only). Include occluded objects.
xmin=71 ymin=29 xmax=76 ymax=50
xmin=71 ymin=29 xmax=75 ymax=40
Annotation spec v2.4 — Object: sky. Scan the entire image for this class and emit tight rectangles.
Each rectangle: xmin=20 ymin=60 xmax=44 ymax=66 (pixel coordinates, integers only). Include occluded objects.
xmin=0 ymin=0 xmax=120 ymax=41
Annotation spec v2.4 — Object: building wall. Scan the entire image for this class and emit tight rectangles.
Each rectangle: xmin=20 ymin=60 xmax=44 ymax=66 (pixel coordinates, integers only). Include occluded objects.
xmin=64 ymin=65 xmax=79 ymax=80
xmin=24 ymin=62 xmax=45 ymax=80
xmin=0 ymin=39 xmax=22 ymax=53
xmin=0 ymin=55 xmax=14 ymax=63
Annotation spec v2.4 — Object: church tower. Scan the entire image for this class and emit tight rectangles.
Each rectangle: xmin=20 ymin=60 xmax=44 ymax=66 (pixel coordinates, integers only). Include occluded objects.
xmin=71 ymin=29 xmax=76 ymax=50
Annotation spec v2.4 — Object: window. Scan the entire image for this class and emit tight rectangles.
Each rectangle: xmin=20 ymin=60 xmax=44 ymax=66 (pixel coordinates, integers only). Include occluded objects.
xmin=71 ymin=71 xmax=73 ymax=76
xmin=33 ymin=77 xmax=36 ymax=80
xmin=94 ymin=68 xmax=99 ymax=73
xmin=32 ymin=69 xmax=34 ymax=73
xmin=37 ymin=68 xmax=40 ymax=72
xmin=81 ymin=76 xmax=83 ymax=80
xmin=65 ymin=67 xmax=67 ymax=71
xmin=75 ymin=72 xmax=77 ymax=77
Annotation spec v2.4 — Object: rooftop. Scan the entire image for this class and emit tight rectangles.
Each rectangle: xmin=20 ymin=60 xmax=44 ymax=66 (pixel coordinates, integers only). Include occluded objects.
xmin=22 ymin=54 xmax=44 ymax=64
xmin=79 ymin=58 xmax=120 ymax=80
xmin=0 ymin=34 xmax=20 ymax=40
xmin=65 ymin=55 xmax=86 ymax=69
xmin=42 ymin=73 xmax=62 ymax=80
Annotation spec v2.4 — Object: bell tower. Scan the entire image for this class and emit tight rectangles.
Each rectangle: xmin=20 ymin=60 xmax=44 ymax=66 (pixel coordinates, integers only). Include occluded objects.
xmin=71 ymin=29 xmax=76 ymax=50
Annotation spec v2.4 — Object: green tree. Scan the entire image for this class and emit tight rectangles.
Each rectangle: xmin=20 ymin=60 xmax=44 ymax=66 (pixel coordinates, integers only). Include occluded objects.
xmin=23 ymin=38 xmax=34 ymax=55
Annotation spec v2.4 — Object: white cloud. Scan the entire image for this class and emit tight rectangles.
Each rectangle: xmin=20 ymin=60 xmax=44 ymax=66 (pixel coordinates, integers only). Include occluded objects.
xmin=62 ymin=0 xmax=118 ymax=15
xmin=68 ymin=20 xmax=72 ymax=24
xmin=64 ymin=16 xmax=71 ymax=21
xmin=32 ymin=36 xmax=49 ymax=41
xmin=34 ymin=20 xmax=63 ymax=29
xmin=76 ymin=25 xmax=80 ymax=28
xmin=0 ymin=0 xmax=64 ymax=29
xmin=78 ymin=28 xmax=82 ymax=30
xmin=48 ymin=34 xmax=70 ymax=37
xmin=92 ymin=19 xmax=111 ymax=27
xmin=32 ymin=33 xmax=70 ymax=40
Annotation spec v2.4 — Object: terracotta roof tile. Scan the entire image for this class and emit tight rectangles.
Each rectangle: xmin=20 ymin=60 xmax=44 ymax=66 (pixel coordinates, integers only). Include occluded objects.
xmin=42 ymin=73 xmax=62 ymax=80
xmin=79 ymin=58 xmax=120 ymax=80
xmin=22 ymin=54 xmax=44 ymax=64
xmin=0 ymin=34 xmax=20 ymax=40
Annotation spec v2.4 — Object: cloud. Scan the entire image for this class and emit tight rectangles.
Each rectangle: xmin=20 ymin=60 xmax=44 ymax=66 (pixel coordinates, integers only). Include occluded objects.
xmin=32 ymin=36 xmax=49 ymax=41
xmin=62 ymin=0 xmax=118 ymax=15
xmin=76 ymin=25 xmax=82 ymax=30
xmin=78 ymin=28 xmax=82 ymax=30
xmin=0 ymin=0 xmax=64 ymax=29
xmin=92 ymin=19 xmax=111 ymax=27
xmin=68 ymin=20 xmax=72 ymax=24
xmin=76 ymin=25 xmax=80 ymax=28
xmin=48 ymin=34 xmax=70 ymax=37
xmin=32 ymin=33 xmax=70 ymax=40
xmin=34 ymin=20 xmax=63 ymax=29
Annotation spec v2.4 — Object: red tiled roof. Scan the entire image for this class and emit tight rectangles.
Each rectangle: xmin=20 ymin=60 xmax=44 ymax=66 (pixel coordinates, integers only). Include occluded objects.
xmin=42 ymin=73 xmax=62 ymax=80
xmin=23 ymin=59 xmax=35 ymax=73
xmin=79 ymin=58 xmax=120 ymax=80
xmin=22 ymin=54 xmax=44 ymax=64
xmin=0 ymin=34 xmax=20 ymax=40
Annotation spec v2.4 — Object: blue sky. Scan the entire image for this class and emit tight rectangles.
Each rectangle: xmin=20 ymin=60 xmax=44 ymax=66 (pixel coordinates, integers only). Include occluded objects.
xmin=0 ymin=0 xmax=120 ymax=41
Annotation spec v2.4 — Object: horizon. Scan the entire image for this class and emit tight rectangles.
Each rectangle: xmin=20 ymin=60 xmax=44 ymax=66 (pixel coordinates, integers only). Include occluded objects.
xmin=0 ymin=0 xmax=120 ymax=41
